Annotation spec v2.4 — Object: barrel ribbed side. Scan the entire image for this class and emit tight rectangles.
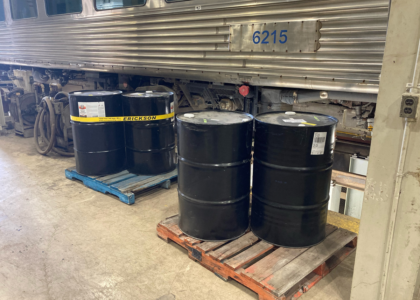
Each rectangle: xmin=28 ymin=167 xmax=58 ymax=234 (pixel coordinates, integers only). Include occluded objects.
xmin=251 ymin=111 xmax=337 ymax=247
xmin=177 ymin=111 xmax=253 ymax=241
xmin=122 ymin=92 xmax=176 ymax=175
xmin=70 ymin=90 xmax=125 ymax=176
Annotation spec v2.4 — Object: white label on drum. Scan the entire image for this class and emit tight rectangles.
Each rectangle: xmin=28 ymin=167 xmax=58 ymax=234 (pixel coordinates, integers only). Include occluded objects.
xmin=170 ymin=101 xmax=174 ymax=122
xmin=311 ymin=132 xmax=327 ymax=155
xmin=78 ymin=102 xmax=105 ymax=118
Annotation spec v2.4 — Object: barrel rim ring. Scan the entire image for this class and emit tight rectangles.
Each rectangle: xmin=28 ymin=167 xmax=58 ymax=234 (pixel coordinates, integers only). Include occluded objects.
xmin=179 ymin=156 xmax=251 ymax=168
xmin=255 ymin=110 xmax=338 ymax=127
xmin=178 ymin=225 xmax=250 ymax=243
xmin=71 ymin=120 xmax=125 ymax=125
xmin=178 ymin=190 xmax=250 ymax=205
xmin=176 ymin=110 xmax=254 ymax=125
xmin=74 ymin=147 xmax=126 ymax=154
xmin=252 ymin=193 xmax=330 ymax=210
xmin=253 ymin=157 xmax=333 ymax=172
xmin=69 ymin=90 xmax=123 ymax=96
xmin=122 ymin=91 xmax=174 ymax=98
xmin=126 ymin=145 xmax=176 ymax=153
xmin=124 ymin=121 xmax=174 ymax=127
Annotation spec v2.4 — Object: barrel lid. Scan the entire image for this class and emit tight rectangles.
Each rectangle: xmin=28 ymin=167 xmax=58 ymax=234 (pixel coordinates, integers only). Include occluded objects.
xmin=177 ymin=111 xmax=253 ymax=125
xmin=71 ymin=90 xmax=122 ymax=96
xmin=123 ymin=92 xmax=173 ymax=98
xmin=256 ymin=111 xmax=337 ymax=127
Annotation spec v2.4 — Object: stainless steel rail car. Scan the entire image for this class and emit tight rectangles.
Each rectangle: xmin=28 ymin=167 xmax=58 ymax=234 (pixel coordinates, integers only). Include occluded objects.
xmin=0 ymin=0 xmax=387 ymax=160
xmin=0 ymin=0 xmax=388 ymax=94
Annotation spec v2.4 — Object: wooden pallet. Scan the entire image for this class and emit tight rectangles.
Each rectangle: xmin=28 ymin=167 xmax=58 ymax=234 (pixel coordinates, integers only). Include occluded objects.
xmin=157 ymin=215 xmax=357 ymax=300
xmin=65 ymin=167 xmax=177 ymax=205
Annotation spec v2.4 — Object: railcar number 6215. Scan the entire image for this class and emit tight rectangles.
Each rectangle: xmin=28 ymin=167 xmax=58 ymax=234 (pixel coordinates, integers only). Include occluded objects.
xmin=230 ymin=21 xmax=321 ymax=53
xmin=252 ymin=30 xmax=288 ymax=45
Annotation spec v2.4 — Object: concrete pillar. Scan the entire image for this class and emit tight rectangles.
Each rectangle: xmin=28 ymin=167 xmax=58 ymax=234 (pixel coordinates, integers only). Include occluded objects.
xmin=350 ymin=0 xmax=420 ymax=299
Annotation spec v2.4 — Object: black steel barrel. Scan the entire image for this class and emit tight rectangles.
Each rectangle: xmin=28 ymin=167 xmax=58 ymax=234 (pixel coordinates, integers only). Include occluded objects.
xmin=69 ymin=90 xmax=125 ymax=176
xmin=177 ymin=111 xmax=254 ymax=241
xmin=122 ymin=91 xmax=176 ymax=175
xmin=251 ymin=111 xmax=338 ymax=247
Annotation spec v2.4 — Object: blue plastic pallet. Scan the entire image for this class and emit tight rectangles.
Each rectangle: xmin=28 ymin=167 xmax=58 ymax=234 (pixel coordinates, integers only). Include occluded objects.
xmin=65 ymin=167 xmax=178 ymax=205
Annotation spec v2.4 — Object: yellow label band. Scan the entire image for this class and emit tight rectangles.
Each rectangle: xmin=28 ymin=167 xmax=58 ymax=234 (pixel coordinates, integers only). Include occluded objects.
xmin=70 ymin=112 xmax=174 ymax=123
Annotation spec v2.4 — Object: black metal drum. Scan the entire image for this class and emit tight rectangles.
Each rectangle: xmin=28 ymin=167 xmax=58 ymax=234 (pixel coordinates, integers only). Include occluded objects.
xmin=251 ymin=111 xmax=338 ymax=247
xmin=177 ymin=111 xmax=254 ymax=241
xmin=69 ymin=90 xmax=125 ymax=176
xmin=122 ymin=91 xmax=176 ymax=175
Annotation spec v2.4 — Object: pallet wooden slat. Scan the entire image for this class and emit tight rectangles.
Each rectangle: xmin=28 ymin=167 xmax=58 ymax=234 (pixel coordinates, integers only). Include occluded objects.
xmin=196 ymin=240 xmax=228 ymax=253
xmin=160 ymin=216 xmax=184 ymax=237
xmin=209 ymin=232 xmax=259 ymax=261
xmin=115 ymin=169 xmax=177 ymax=193
xmin=65 ymin=168 xmax=177 ymax=205
xmin=168 ymin=224 xmax=183 ymax=237
xmin=96 ymin=170 xmax=129 ymax=181
xmin=282 ymin=272 xmax=322 ymax=299
xmin=182 ymin=236 xmax=202 ymax=245
xmin=244 ymin=246 xmax=308 ymax=284
xmin=268 ymin=229 xmax=358 ymax=297
xmin=101 ymin=173 xmax=137 ymax=185
xmin=156 ymin=214 xmax=357 ymax=300
xmin=112 ymin=175 xmax=153 ymax=192
xmin=131 ymin=175 xmax=174 ymax=192
xmin=243 ymin=224 xmax=337 ymax=283
xmin=225 ymin=241 xmax=274 ymax=270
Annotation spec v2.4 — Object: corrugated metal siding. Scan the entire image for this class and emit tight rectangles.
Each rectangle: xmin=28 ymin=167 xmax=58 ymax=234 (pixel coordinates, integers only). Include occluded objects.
xmin=0 ymin=0 xmax=389 ymax=93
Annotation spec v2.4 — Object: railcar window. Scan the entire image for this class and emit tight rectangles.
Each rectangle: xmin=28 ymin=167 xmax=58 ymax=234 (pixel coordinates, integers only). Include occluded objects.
xmin=45 ymin=0 xmax=82 ymax=16
xmin=0 ymin=0 xmax=5 ymax=22
xmin=95 ymin=0 xmax=146 ymax=10
xmin=9 ymin=0 xmax=38 ymax=20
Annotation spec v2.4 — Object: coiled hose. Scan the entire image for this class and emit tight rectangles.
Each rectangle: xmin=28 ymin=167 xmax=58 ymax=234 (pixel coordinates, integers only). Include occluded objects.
xmin=34 ymin=94 xmax=74 ymax=156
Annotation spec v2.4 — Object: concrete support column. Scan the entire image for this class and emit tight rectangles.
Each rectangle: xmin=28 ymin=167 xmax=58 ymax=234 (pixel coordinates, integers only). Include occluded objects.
xmin=351 ymin=0 xmax=420 ymax=299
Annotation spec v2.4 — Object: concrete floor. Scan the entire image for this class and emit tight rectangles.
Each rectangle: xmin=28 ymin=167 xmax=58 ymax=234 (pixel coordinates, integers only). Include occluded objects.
xmin=0 ymin=133 xmax=355 ymax=300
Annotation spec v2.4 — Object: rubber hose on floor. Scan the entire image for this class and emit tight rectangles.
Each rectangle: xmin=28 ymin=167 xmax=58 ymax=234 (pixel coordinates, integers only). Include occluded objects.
xmin=34 ymin=96 xmax=74 ymax=156
xmin=51 ymin=92 xmax=74 ymax=157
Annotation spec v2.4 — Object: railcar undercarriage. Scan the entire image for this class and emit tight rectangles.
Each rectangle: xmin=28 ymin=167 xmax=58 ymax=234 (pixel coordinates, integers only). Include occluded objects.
xmin=0 ymin=65 xmax=373 ymax=172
